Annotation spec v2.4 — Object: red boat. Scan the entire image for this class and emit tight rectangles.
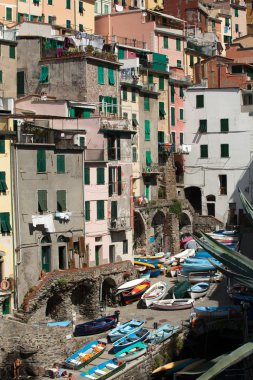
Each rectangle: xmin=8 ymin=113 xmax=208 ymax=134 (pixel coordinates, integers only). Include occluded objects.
xmin=122 ymin=281 xmax=151 ymax=305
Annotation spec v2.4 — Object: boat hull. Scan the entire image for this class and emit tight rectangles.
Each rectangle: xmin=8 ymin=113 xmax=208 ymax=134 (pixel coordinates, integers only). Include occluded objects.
xmin=108 ymin=320 xmax=145 ymax=343
xmin=80 ymin=358 xmax=126 ymax=379
xmin=152 ymin=299 xmax=194 ymax=311
xmin=112 ymin=328 xmax=150 ymax=353
xmin=194 ymin=305 xmax=242 ymax=318
xmin=65 ymin=339 xmax=107 ymax=370
xmin=141 ymin=281 xmax=168 ymax=307
xmin=115 ymin=342 xmax=147 ymax=362
xmin=188 ymin=282 xmax=210 ymax=300
xmin=74 ymin=315 xmax=117 ymax=337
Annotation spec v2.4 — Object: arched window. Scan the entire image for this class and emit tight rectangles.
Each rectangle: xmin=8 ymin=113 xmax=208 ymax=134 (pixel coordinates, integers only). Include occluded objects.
xmin=206 ymin=195 xmax=216 ymax=202
xmin=57 ymin=235 xmax=67 ymax=243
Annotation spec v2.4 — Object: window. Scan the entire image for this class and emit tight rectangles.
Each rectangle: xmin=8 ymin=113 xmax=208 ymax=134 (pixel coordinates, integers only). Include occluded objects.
xmin=123 ymin=112 xmax=128 ymax=119
xmin=79 ymin=24 xmax=84 ymax=32
xmin=171 ymin=131 xmax=176 ymax=145
xmin=85 ymin=201 xmax=90 ymax=221
xmin=39 ymin=66 xmax=48 ymax=83
xmin=145 ymin=120 xmax=150 ymax=141
xmin=0 ymin=71 xmax=2 ymax=84
xmin=158 ymin=131 xmax=164 ymax=143
xmin=0 ymin=172 xmax=7 ymax=192
xmin=79 ymin=0 xmax=84 ymax=13
xmin=122 ymin=87 xmax=127 ymax=101
xmin=144 ymin=96 xmax=150 ymax=111
xmin=200 ymin=145 xmax=208 ymax=158
xmin=132 ymin=114 xmax=138 ymax=128
xmin=146 ymin=150 xmax=152 ymax=166
xmin=109 ymin=166 xmax=121 ymax=196
xmin=0 ymin=213 xmax=11 ymax=233
xmin=83 ymin=109 xmax=91 ymax=118
xmin=177 ymin=60 xmax=182 ymax=68
xmin=235 ymin=24 xmax=239 ymax=33
xmin=104 ymin=4 xmax=109 ymax=13
xmin=131 ymin=89 xmax=136 ymax=102
xmin=84 ymin=167 xmax=90 ymax=184
xmin=98 ymin=66 xmax=104 ymax=85
xmin=108 ymin=136 xmax=121 ymax=160
xmin=118 ymin=48 xmax=124 ymax=59
xmin=220 ymin=118 xmax=229 ymax=133
xmin=219 ymin=174 xmax=227 ymax=195
xmin=37 ymin=150 xmax=46 ymax=172
xmin=48 ymin=16 xmax=53 ymax=24
xmin=123 ymin=240 xmax=128 ymax=254
xmin=66 ymin=20 xmax=71 ymax=28
xmin=171 ymin=107 xmax=175 ymax=126
xmin=30 ymin=15 xmax=34 ymax=21
xmin=235 ymin=8 xmax=238 ymax=17
xmin=176 ymin=38 xmax=181 ymax=51
xmin=0 ymin=137 xmax=5 ymax=154
xmin=179 ymin=86 xmax=184 ymax=98
xmin=97 ymin=167 xmax=105 ymax=185
xmin=148 ymin=74 xmax=153 ymax=84
xmin=190 ymin=55 xmax=194 ymax=67
xmin=57 ymin=155 xmax=65 ymax=173
xmin=163 ymin=36 xmax=168 ymax=49
xmin=171 ymin=85 xmax=175 ymax=103
xmin=17 ymin=71 xmax=24 ymax=95
xmin=180 ymin=133 xmax=184 ymax=145
xmin=132 ymin=146 xmax=137 ymax=162
xmin=9 ymin=46 xmax=15 ymax=59
xmin=225 ymin=18 xmax=229 ymax=27
xmin=199 ymin=119 xmax=207 ymax=133
xmin=196 ymin=95 xmax=204 ymax=108
xmin=57 ymin=190 xmax=66 ymax=212
xmin=97 ymin=200 xmax=104 ymax=220
xmin=179 ymin=108 xmax=184 ymax=120
xmin=6 ymin=7 xmax=12 ymax=21
xmin=159 ymin=102 xmax=166 ymax=119
xmin=111 ymin=200 xmax=117 ymax=221
xmin=159 ymin=76 xmax=164 ymax=90
xmin=38 ymin=190 xmax=47 ymax=212
xmin=221 ymin=144 xmax=229 ymax=157
xmin=66 ymin=0 xmax=71 ymax=9
xmin=48 ymin=0 xmax=53 ymax=4
xmin=108 ymin=68 xmax=115 ymax=85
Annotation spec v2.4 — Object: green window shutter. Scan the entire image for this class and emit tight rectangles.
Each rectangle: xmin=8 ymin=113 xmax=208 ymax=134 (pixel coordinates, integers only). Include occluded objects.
xmin=57 ymin=155 xmax=65 ymax=173
xmin=85 ymin=201 xmax=90 ymax=221
xmin=221 ymin=144 xmax=229 ymax=157
xmin=97 ymin=200 xmax=104 ymax=220
xmin=30 ymin=15 xmax=34 ymax=21
xmin=131 ymin=89 xmax=136 ymax=102
xmin=123 ymin=112 xmax=128 ymax=119
xmin=69 ymin=107 xmax=75 ymax=118
xmin=123 ymin=240 xmax=128 ymax=254
xmin=176 ymin=38 xmax=181 ymax=51
xmin=235 ymin=8 xmax=238 ymax=17
xmin=111 ymin=201 xmax=117 ymax=220
xmin=0 ymin=172 xmax=7 ymax=192
xmin=118 ymin=48 xmax=125 ymax=59
xmin=17 ymin=71 xmax=25 ymax=95
xmin=163 ymin=36 xmax=168 ymax=49
xmin=66 ymin=20 xmax=71 ymax=28
xmin=158 ymin=131 xmax=165 ymax=143
xmin=200 ymin=145 xmax=208 ymax=158
xmin=196 ymin=95 xmax=204 ymax=108
xmin=109 ymin=167 xmax=113 ymax=197
xmin=0 ymin=137 xmax=5 ymax=154
xmin=159 ymin=102 xmax=166 ymax=119
xmin=132 ymin=146 xmax=137 ymax=162
xmin=66 ymin=0 xmax=71 ymax=8
xmin=235 ymin=24 xmax=239 ymax=33
xmin=177 ymin=60 xmax=182 ymax=68
xmin=79 ymin=1 xmax=84 ymax=13
xmin=199 ymin=119 xmax=207 ymax=133
xmin=152 ymin=52 xmax=167 ymax=71
xmin=48 ymin=16 xmax=52 ymax=24
xmin=171 ymin=85 xmax=175 ymax=103
xmin=84 ymin=167 xmax=90 ymax=184
xmin=118 ymin=166 xmax=122 ymax=195
xmin=179 ymin=86 xmax=184 ymax=98
xmin=37 ymin=150 xmax=46 ymax=172
xmin=38 ymin=190 xmax=47 ymax=212
xmin=98 ymin=66 xmax=104 ymax=84
xmin=48 ymin=0 xmax=53 ymax=4
xmin=132 ymin=114 xmax=138 ymax=127
xmin=108 ymin=68 xmax=115 ymax=85
xmin=97 ymin=167 xmax=105 ymax=185
xmin=6 ymin=8 xmax=12 ymax=21
xmin=113 ymin=97 xmax=117 ymax=114
xmin=144 ymin=96 xmax=150 ymax=111
xmin=225 ymin=18 xmax=229 ymax=27
xmin=171 ymin=131 xmax=176 ymax=145
xmin=171 ymin=107 xmax=175 ymax=126
xmin=79 ymin=136 xmax=85 ymax=146
xmin=145 ymin=120 xmax=150 ymax=141
xmin=180 ymin=133 xmax=184 ymax=145
xmin=9 ymin=46 xmax=15 ymax=59
xmin=179 ymin=108 xmax=184 ymax=120
xmin=57 ymin=190 xmax=66 ymax=212
xmin=190 ymin=55 xmax=194 ymax=67
xmin=159 ymin=76 xmax=164 ymax=90
xmin=79 ymin=24 xmax=84 ymax=32
xmin=0 ymin=71 xmax=2 ymax=84
xmin=99 ymin=95 xmax=103 ymax=112
xmin=38 ymin=16 xmax=42 ymax=22
xmin=17 ymin=13 xmax=21 ymax=23
xmin=83 ymin=109 xmax=90 ymax=118
xmin=220 ymin=118 xmax=229 ymax=133
xmin=148 ymin=74 xmax=153 ymax=84
xmin=39 ymin=66 xmax=48 ymax=83
xmin=117 ymin=138 xmax=121 ymax=160
xmin=122 ymin=88 xmax=127 ymax=101
xmin=0 ymin=212 xmax=11 ymax=233
xmin=146 ymin=150 xmax=152 ymax=166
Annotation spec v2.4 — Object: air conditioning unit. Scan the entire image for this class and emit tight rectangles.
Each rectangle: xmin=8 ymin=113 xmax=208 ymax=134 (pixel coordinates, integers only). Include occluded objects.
xmin=74 ymin=134 xmax=85 ymax=146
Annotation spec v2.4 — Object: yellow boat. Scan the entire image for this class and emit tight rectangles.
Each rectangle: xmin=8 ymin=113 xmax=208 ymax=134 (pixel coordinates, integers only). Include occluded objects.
xmin=133 ymin=261 xmax=156 ymax=269
xmin=134 ymin=253 xmax=164 ymax=261
xmin=152 ymin=358 xmax=198 ymax=375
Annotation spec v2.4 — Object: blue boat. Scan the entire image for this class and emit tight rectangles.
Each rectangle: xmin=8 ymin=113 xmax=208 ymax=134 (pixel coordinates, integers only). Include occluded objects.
xmin=134 ymin=258 xmax=160 ymax=268
xmin=112 ymin=328 xmax=150 ymax=353
xmin=108 ymin=319 xmax=145 ymax=343
xmin=65 ymin=339 xmax=107 ymax=370
xmin=115 ymin=342 xmax=147 ymax=362
xmin=231 ymin=292 xmax=253 ymax=304
xmin=74 ymin=314 xmax=117 ymax=337
xmin=80 ymin=358 xmax=126 ymax=379
xmin=182 ymin=258 xmax=220 ymax=273
xmin=195 ymin=251 xmax=212 ymax=259
xmin=146 ymin=323 xmax=180 ymax=344
xmin=194 ymin=305 xmax=242 ymax=318
xmin=150 ymin=268 xmax=161 ymax=278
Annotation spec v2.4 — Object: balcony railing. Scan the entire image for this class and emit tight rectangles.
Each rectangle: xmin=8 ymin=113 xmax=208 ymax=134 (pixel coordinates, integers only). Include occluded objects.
xmin=85 ymin=149 xmax=104 ymax=161
xmin=142 ymin=163 xmax=161 ymax=174
xmin=108 ymin=217 xmax=128 ymax=231
xmin=100 ymin=119 xmax=137 ymax=132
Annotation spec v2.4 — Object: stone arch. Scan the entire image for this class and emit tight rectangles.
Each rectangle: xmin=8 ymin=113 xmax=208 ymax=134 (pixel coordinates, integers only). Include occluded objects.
xmin=41 ymin=235 xmax=51 ymax=244
xmin=179 ymin=211 xmax=193 ymax=234
xmin=71 ymin=281 xmax=95 ymax=317
xmin=151 ymin=210 xmax=166 ymax=250
xmin=57 ymin=235 xmax=67 ymax=243
xmin=184 ymin=186 xmax=202 ymax=214
xmin=45 ymin=294 xmax=65 ymax=320
xmin=134 ymin=211 xmax=146 ymax=251
xmin=101 ymin=277 xmax=117 ymax=307
xmin=151 ymin=210 xmax=165 ymax=227
xmin=206 ymin=194 xmax=216 ymax=202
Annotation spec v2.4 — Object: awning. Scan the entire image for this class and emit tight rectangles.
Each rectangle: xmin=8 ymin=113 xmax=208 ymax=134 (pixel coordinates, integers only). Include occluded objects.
xmin=69 ymin=101 xmax=96 ymax=110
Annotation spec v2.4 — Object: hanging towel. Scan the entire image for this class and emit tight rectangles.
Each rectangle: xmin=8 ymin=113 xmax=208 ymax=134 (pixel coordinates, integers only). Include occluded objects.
xmin=32 ymin=214 xmax=55 ymax=233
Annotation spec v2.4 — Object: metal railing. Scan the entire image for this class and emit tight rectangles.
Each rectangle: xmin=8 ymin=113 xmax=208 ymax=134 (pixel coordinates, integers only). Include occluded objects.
xmin=108 ymin=217 xmax=128 ymax=230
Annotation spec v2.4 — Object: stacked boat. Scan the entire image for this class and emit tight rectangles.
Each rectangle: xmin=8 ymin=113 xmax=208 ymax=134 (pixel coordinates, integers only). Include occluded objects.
xmin=116 ymin=278 xmax=151 ymax=305
xmin=134 ymin=252 xmax=165 ymax=278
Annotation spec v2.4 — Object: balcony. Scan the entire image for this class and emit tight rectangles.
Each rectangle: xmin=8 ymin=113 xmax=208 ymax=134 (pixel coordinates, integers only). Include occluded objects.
xmin=100 ymin=119 xmax=137 ymax=133
xmin=108 ymin=217 xmax=128 ymax=231
xmin=169 ymin=73 xmax=192 ymax=84
xmin=141 ymin=83 xmax=159 ymax=93
xmin=142 ymin=163 xmax=161 ymax=175
xmin=85 ymin=149 xmax=105 ymax=161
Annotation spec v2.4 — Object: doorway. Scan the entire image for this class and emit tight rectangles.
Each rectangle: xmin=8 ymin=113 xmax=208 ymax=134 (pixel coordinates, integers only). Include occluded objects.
xmin=2 ymin=297 xmax=10 ymax=315
xmin=109 ymin=245 xmax=115 ymax=263
xmin=41 ymin=245 xmax=51 ymax=272
xmin=95 ymin=245 xmax=102 ymax=266
xmin=58 ymin=246 xmax=66 ymax=269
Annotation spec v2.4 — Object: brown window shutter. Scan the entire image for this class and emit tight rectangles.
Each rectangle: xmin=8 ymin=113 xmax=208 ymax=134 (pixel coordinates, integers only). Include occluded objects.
xmin=79 ymin=236 xmax=85 ymax=257
xmin=68 ymin=236 xmax=73 ymax=250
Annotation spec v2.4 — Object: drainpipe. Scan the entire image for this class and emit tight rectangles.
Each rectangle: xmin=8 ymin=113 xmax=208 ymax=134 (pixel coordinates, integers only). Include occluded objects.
xmin=10 ymin=133 xmax=16 ymax=310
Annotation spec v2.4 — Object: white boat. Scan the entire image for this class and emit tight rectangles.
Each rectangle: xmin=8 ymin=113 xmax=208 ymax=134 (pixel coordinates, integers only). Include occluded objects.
xmin=134 ymin=265 xmax=146 ymax=272
xmin=177 ymin=271 xmax=222 ymax=284
xmin=151 ymin=299 xmax=194 ymax=311
xmin=168 ymin=249 xmax=195 ymax=264
xmin=188 ymin=282 xmax=210 ymax=300
xmin=117 ymin=278 xmax=146 ymax=292
xmin=141 ymin=281 xmax=168 ymax=307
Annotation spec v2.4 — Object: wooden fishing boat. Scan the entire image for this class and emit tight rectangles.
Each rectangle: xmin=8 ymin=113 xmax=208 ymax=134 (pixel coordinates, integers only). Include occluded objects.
xmin=73 ymin=315 xmax=117 ymax=337
xmin=117 ymin=278 xmax=147 ymax=292
xmin=134 ymin=252 xmax=165 ymax=262
xmin=141 ymin=281 xmax=168 ymax=307
xmin=146 ymin=323 xmax=180 ymax=344
xmin=108 ymin=319 xmax=145 ymax=343
xmin=112 ymin=328 xmax=150 ymax=353
xmin=122 ymin=280 xmax=150 ymax=305
xmin=178 ymin=271 xmax=222 ymax=284
xmin=168 ymin=249 xmax=195 ymax=264
xmin=152 ymin=358 xmax=200 ymax=376
xmin=188 ymin=282 xmax=210 ymax=300
xmin=80 ymin=358 xmax=126 ymax=379
xmin=150 ymin=268 xmax=161 ymax=278
xmin=140 ymin=270 xmax=151 ymax=279
xmin=151 ymin=299 xmax=194 ymax=311
xmin=65 ymin=339 xmax=107 ymax=370
xmin=193 ymin=305 xmax=242 ymax=318
xmin=182 ymin=260 xmax=218 ymax=273
xmin=115 ymin=342 xmax=147 ymax=362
